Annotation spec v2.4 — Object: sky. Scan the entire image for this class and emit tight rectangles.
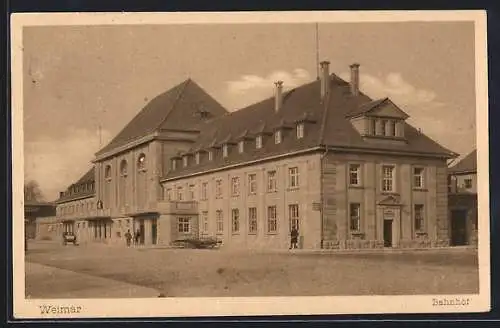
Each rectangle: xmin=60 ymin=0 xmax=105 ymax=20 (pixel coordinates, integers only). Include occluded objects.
xmin=22 ymin=21 xmax=477 ymax=201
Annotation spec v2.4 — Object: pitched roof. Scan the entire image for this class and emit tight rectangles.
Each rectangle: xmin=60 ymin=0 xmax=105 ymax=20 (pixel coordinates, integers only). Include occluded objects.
xmin=96 ymin=79 xmax=228 ymax=156
xmin=56 ymin=167 xmax=96 ymax=203
xmin=163 ymin=72 xmax=456 ymax=180
xmin=449 ymin=149 xmax=477 ymax=174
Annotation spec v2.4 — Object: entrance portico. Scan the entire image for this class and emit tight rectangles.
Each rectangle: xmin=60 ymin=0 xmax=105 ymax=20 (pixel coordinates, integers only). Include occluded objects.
xmin=377 ymin=195 xmax=403 ymax=248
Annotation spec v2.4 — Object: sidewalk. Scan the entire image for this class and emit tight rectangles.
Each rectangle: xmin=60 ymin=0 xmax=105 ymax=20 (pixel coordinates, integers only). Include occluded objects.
xmin=25 ymin=262 xmax=161 ymax=299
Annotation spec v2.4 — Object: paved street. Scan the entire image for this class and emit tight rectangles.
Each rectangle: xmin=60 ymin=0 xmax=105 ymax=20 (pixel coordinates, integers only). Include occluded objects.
xmin=25 ymin=241 xmax=479 ymax=298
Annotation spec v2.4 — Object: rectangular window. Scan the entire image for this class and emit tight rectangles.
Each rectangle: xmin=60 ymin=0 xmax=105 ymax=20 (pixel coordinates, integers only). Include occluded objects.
xmin=296 ymin=123 xmax=304 ymax=139
xmin=231 ymin=209 xmax=240 ymax=233
xmin=256 ymin=135 xmax=262 ymax=149
xmin=178 ymin=217 xmax=190 ymax=233
xmin=275 ymin=130 xmax=282 ymax=144
xmin=349 ymin=203 xmax=361 ymax=231
xmin=464 ymin=178 xmax=473 ymax=189
xmin=267 ymin=206 xmax=278 ymax=233
xmin=414 ymin=204 xmax=424 ymax=232
xmin=381 ymin=120 xmax=387 ymax=136
xmin=382 ymin=165 xmax=395 ymax=192
xmin=215 ymin=179 xmax=223 ymax=198
xmin=288 ymin=167 xmax=299 ymax=188
xmin=248 ymin=174 xmax=257 ymax=194
xmin=201 ymin=211 xmax=209 ymax=233
xmin=177 ymin=187 xmax=183 ymax=201
xmin=248 ymin=207 xmax=257 ymax=234
xmin=201 ymin=182 xmax=208 ymax=200
xmin=267 ymin=170 xmax=277 ymax=192
xmin=223 ymin=144 xmax=228 ymax=158
xmin=289 ymin=204 xmax=299 ymax=232
xmin=188 ymin=184 xmax=195 ymax=200
xmin=413 ymin=167 xmax=424 ymax=189
xmin=172 ymin=159 xmax=177 ymax=170
xmin=349 ymin=164 xmax=361 ymax=186
xmin=231 ymin=177 xmax=240 ymax=196
xmin=216 ymin=210 xmax=224 ymax=233
xmin=195 ymin=152 xmax=200 ymax=165
xmin=208 ymin=151 xmax=213 ymax=161
xmin=183 ymin=156 xmax=188 ymax=167
xmin=390 ymin=120 xmax=397 ymax=136
xmin=238 ymin=141 xmax=244 ymax=153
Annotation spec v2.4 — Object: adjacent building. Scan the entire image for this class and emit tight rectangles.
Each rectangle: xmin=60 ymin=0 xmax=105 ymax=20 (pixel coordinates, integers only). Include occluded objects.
xmin=448 ymin=149 xmax=478 ymax=246
xmin=52 ymin=60 xmax=458 ymax=249
xmin=25 ymin=201 xmax=56 ymax=240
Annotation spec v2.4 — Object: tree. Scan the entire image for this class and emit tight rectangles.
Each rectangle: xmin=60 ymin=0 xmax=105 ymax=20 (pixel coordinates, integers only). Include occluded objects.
xmin=24 ymin=180 xmax=44 ymax=203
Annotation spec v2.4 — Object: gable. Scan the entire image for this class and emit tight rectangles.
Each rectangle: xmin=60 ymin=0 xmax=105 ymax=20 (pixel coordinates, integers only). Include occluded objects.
xmin=377 ymin=195 xmax=403 ymax=206
xmin=366 ymin=99 xmax=409 ymax=120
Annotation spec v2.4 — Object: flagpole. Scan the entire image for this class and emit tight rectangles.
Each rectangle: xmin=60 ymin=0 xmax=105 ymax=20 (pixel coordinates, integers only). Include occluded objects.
xmin=315 ymin=22 xmax=320 ymax=80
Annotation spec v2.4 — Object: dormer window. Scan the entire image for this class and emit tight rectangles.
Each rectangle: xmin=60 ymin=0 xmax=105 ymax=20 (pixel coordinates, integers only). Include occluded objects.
xmin=389 ymin=120 xmax=396 ymax=137
xmin=348 ymin=98 xmax=408 ymax=140
xmin=223 ymin=144 xmax=229 ymax=158
xmin=380 ymin=120 xmax=387 ymax=136
xmin=296 ymin=123 xmax=304 ymax=139
xmin=274 ymin=130 xmax=282 ymax=144
xmin=195 ymin=152 xmax=200 ymax=165
xmin=238 ymin=141 xmax=244 ymax=153
xmin=256 ymin=135 xmax=263 ymax=149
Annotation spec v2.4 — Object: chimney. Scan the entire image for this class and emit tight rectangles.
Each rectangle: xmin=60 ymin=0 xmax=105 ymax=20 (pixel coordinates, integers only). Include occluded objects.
xmin=350 ymin=63 xmax=360 ymax=96
xmin=274 ymin=81 xmax=284 ymax=112
xmin=320 ymin=61 xmax=330 ymax=100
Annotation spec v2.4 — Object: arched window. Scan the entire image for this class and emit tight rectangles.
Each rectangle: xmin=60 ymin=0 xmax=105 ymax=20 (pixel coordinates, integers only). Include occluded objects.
xmin=120 ymin=160 xmax=128 ymax=176
xmin=137 ymin=154 xmax=147 ymax=208
xmin=104 ymin=165 xmax=112 ymax=209
xmin=105 ymin=165 xmax=112 ymax=179
xmin=119 ymin=160 xmax=128 ymax=208
xmin=137 ymin=154 xmax=146 ymax=171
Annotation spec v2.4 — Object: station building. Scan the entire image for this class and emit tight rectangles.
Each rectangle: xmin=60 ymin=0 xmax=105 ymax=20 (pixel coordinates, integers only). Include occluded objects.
xmin=51 ymin=60 xmax=458 ymax=249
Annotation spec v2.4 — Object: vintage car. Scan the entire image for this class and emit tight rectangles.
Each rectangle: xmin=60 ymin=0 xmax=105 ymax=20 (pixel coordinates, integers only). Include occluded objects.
xmin=171 ymin=236 xmax=222 ymax=249
xmin=62 ymin=232 xmax=78 ymax=246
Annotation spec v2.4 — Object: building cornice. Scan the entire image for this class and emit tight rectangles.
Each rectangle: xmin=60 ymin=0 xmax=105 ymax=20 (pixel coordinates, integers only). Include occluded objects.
xmin=56 ymin=194 xmax=96 ymax=205
xmin=161 ymin=147 xmax=322 ymax=182
xmin=161 ymin=145 xmax=453 ymax=183
xmin=93 ymin=131 xmax=197 ymax=162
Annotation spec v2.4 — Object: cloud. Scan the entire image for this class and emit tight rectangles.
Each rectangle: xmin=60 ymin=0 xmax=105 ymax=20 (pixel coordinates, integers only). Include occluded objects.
xmin=225 ymin=68 xmax=313 ymax=110
xmin=24 ymin=128 xmax=112 ymax=201
xmin=339 ymin=72 xmax=444 ymax=110
xmin=339 ymin=71 xmax=474 ymax=155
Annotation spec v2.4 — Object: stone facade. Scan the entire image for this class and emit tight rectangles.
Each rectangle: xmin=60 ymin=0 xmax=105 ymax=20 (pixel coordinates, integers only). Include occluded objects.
xmin=161 ymin=152 xmax=322 ymax=249
xmin=320 ymin=152 xmax=450 ymax=249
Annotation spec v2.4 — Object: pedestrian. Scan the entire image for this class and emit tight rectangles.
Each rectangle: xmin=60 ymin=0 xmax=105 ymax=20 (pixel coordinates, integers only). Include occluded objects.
xmin=290 ymin=226 xmax=299 ymax=249
xmin=125 ymin=229 xmax=132 ymax=247
xmin=135 ymin=229 xmax=141 ymax=245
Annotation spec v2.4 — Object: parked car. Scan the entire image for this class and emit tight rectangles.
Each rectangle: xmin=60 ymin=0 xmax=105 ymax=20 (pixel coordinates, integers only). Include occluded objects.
xmin=62 ymin=232 xmax=78 ymax=246
xmin=171 ymin=236 xmax=222 ymax=249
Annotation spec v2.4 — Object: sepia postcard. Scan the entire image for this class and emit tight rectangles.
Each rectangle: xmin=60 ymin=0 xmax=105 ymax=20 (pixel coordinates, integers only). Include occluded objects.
xmin=11 ymin=10 xmax=490 ymax=319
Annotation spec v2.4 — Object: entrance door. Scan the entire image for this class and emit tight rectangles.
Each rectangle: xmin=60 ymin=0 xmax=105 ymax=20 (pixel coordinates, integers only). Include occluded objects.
xmin=139 ymin=219 xmax=145 ymax=245
xmin=383 ymin=220 xmax=393 ymax=247
xmin=451 ymin=210 xmax=468 ymax=246
xmin=152 ymin=219 xmax=158 ymax=245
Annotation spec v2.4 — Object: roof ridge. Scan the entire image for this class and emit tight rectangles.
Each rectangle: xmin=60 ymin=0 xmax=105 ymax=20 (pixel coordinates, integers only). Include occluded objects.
xmin=155 ymin=79 xmax=192 ymax=133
